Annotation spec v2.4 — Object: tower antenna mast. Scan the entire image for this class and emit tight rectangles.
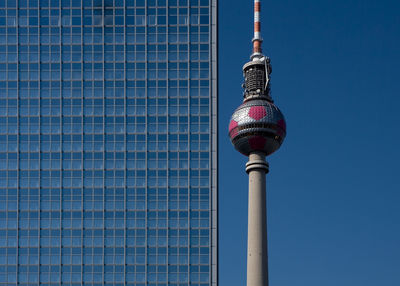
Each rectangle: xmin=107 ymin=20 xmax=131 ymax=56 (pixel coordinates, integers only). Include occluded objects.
xmin=252 ymin=0 xmax=263 ymax=59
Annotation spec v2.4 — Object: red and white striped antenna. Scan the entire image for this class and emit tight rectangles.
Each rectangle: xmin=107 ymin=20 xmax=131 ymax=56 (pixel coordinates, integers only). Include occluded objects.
xmin=252 ymin=0 xmax=263 ymax=59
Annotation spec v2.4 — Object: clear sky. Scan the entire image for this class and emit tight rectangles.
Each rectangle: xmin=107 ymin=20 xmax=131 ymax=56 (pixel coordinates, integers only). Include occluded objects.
xmin=218 ymin=0 xmax=400 ymax=285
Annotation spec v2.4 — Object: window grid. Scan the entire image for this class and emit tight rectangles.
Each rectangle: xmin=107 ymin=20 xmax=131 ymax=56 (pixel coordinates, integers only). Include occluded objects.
xmin=0 ymin=0 xmax=215 ymax=285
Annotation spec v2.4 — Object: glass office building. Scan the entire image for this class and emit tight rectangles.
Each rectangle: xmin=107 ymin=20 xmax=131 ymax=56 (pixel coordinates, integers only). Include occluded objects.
xmin=0 ymin=0 xmax=217 ymax=285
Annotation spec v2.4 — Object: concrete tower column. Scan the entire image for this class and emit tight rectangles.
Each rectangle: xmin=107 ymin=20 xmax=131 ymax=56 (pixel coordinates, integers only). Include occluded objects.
xmin=245 ymin=152 xmax=269 ymax=286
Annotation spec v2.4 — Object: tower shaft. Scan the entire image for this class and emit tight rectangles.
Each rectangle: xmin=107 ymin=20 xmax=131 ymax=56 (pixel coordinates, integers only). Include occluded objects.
xmin=246 ymin=152 xmax=269 ymax=286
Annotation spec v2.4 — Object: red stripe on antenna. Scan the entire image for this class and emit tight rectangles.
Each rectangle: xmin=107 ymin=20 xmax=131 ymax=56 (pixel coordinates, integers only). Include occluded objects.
xmin=253 ymin=0 xmax=262 ymax=55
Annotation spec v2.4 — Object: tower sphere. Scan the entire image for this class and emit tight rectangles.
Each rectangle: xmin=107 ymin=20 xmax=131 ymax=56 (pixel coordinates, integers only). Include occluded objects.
xmin=229 ymin=99 xmax=286 ymax=156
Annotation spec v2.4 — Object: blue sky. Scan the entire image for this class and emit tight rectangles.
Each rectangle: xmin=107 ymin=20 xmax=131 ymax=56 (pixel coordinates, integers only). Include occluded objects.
xmin=218 ymin=0 xmax=400 ymax=285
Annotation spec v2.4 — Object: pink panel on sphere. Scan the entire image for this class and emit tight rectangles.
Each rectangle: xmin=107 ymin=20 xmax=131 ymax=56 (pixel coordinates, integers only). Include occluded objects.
xmin=248 ymin=106 xmax=267 ymax=120
xmin=229 ymin=120 xmax=238 ymax=132
xmin=249 ymin=136 xmax=267 ymax=150
xmin=229 ymin=120 xmax=238 ymax=137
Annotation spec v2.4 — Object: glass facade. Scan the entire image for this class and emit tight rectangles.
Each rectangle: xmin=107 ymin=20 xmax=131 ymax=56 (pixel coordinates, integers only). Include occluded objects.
xmin=0 ymin=0 xmax=217 ymax=285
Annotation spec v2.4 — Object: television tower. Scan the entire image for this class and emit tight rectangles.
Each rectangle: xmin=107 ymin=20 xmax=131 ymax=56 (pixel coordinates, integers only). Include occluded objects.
xmin=228 ymin=1 xmax=287 ymax=285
